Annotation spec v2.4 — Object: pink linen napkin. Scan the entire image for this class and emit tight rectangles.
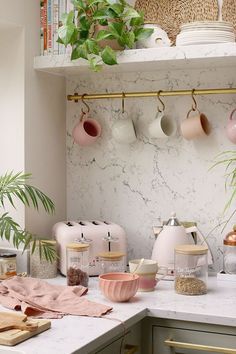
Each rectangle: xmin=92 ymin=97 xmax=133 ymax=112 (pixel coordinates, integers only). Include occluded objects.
xmin=0 ymin=276 xmax=112 ymax=319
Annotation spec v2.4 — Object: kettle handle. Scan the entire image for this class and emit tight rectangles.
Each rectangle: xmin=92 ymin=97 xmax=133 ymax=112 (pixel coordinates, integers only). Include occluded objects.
xmin=185 ymin=226 xmax=214 ymax=265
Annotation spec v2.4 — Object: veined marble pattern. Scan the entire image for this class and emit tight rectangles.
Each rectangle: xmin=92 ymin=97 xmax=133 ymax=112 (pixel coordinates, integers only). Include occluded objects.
xmin=66 ymin=67 xmax=236 ymax=272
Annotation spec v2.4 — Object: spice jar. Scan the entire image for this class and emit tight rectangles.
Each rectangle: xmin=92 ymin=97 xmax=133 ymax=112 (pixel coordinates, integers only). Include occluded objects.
xmin=30 ymin=240 xmax=57 ymax=279
xmin=223 ymin=225 xmax=236 ymax=274
xmin=98 ymin=252 xmax=125 ymax=274
xmin=0 ymin=251 xmax=17 ymax=280
xmin=66 ymin=243 xmax=89 ymax=287
xmin=174 ymin=245 xmax=208 ymax=295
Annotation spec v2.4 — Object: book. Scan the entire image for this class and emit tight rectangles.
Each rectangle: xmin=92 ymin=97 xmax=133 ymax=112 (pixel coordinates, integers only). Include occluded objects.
xmin=47 ymin=0 xmax=53 ymax=54
xmin=59 ymin=0 xmax=66 ymax=54
xmin=40 ymin=0 xmax=44 ymax=55
xmin=53 ymin=0 xmax=59 ymax=55
xmin=43 ymin=0 xmax=48 ymax=55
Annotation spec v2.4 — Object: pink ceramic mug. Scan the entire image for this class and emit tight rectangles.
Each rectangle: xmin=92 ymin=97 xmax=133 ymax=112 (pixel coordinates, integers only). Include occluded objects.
xmin=226 ymin=108 xmax=236 ymax=144
xmin=72 ymin=113 xmax=102 ymax=146
xmin=180 ymin=109 xmax=211 ymax=140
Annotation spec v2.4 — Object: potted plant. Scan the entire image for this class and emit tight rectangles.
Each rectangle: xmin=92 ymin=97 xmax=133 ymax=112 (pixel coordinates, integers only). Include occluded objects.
xmin=211 ymin=150 xmax=236 ymax=227
xmin=0 ymin=171 xmax=56 ymax=262
xmin=58 ymin=0 xmax=154 ymax=71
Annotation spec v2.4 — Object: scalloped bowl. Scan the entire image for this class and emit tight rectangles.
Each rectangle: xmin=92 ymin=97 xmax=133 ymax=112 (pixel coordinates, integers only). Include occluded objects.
xmin=99 ymin=272 xmax=139 ymax=302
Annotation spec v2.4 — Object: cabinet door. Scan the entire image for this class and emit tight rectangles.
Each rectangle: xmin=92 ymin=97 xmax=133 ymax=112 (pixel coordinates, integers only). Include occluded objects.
xmin=153 ymin=325 xmax=236 ymax=354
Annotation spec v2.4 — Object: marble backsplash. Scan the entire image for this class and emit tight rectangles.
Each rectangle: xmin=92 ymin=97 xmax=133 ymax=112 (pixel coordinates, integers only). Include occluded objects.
xmin=66 ymin=66 xmax=236 ymax=272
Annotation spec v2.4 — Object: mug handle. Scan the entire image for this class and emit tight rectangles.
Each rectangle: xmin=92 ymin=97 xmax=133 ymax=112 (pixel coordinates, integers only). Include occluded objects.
xmin=155 ymin=266 xmax=168 ymax=281
xmin=230 ymin=108 xmax=236 ymax=121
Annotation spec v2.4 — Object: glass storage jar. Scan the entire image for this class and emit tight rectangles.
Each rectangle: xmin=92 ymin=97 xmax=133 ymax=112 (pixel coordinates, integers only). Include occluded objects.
xmin=174 ymin=245 xmax=208 ymax=295
xmin=0 ymin=252 xmax=17 ymax=280
xmin=66 ymin=243 xmax=89 ymax=287
xmin=30 ymin=240 xmax=57 ymax=279
xmin=98 ymin=252 xmax=125 ymax=274
xmin=223 ymin=225 xmax=236 ymax=274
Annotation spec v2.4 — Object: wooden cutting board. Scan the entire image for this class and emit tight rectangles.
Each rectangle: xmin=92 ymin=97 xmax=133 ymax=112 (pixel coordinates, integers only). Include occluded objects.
xmin=0 ymin=312 xmax=51 ymax=346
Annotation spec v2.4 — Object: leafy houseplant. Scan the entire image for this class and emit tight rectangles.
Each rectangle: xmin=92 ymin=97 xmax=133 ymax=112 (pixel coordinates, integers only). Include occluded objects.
xmin=58 ymin=0 xmax=153 ymax=71
xmin=0 ymin=172 xmax=56 ymax=262
xmin=211 ymin=150 xmax=236 ymax=226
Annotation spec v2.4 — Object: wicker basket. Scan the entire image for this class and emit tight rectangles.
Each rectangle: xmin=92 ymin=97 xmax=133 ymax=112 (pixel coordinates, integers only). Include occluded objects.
xmin=222 ymin=0 xmax=236 ymax=33
xmin=135 ymin=0 xmax=219 ymax=43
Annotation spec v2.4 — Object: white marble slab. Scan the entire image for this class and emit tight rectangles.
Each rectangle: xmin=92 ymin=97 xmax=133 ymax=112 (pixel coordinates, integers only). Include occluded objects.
xmin=34 ymin=43 xmax=236 ymax=75
xmin=1 ymin=276 xmax=235 ymax=354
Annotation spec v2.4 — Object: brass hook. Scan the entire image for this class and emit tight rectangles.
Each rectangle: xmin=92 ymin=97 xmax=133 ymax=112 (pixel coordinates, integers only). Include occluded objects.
xmin=121 ymin=92 xmax=125 ymax=114
xmin=81 ymin=94 xmax=90 ymax=114
xmin=191 ymin=89 xmax=197 ymax=111
xmin=157 ymin=90 xmax=165 ymax=113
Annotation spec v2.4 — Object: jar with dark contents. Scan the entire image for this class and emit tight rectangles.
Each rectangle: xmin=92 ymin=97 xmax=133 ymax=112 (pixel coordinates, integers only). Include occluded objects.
xmin=66 ymin=243 xmax=89 ymax=287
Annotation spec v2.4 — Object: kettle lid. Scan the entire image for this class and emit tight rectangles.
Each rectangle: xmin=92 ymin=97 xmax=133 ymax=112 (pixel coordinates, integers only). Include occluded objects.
xmin=166 ymin=212 xmax=181 ymax=226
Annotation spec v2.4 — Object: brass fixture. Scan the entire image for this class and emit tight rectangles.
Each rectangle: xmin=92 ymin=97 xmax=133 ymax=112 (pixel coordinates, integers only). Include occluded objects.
xmin=165 ymin=339 xmax=236 ymax=353
xmin=67 ymin=87 xmax=236 ymax=102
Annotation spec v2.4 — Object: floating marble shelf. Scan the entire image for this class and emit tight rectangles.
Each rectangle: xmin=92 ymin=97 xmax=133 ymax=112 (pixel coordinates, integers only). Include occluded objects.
xmin=34 ymin=43 xmax=236 ymax=76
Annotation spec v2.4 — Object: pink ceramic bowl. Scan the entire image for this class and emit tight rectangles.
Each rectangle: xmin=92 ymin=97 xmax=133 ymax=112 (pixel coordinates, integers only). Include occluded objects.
xmin=99 ymin=272 xmax=139 ymax=302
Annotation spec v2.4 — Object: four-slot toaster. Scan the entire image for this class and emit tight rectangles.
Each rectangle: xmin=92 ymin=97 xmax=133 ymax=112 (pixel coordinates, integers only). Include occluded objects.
xmin=52 ymin=220 xmax=127 ymax=276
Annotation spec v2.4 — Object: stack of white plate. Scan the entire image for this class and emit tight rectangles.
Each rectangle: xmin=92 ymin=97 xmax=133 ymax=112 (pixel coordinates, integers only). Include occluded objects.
xmin=176 ymin=21 xmax=235 ymax=46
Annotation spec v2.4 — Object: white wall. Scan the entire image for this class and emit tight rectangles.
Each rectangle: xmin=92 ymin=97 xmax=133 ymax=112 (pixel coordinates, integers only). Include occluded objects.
xmin=0 ymin=0 xmax=66 ymax=243
xmin=67 ymin=66 xmax=236 ymax=272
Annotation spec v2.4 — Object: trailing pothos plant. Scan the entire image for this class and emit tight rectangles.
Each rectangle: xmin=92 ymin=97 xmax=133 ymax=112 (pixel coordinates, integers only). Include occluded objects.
xmin=58 ymin=0 xmax=153 ymax=71
xmin=0 ymin=172 xmax=56 ymax=262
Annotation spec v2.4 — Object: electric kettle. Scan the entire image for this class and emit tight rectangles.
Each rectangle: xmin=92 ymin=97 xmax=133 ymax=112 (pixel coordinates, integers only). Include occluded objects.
xmin=151 ymin=212 xmax=213 ymax=279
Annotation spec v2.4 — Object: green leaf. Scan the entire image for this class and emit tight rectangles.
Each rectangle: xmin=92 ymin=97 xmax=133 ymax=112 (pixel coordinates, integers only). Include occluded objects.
xmin=101 ymin=46 xmax=117 ymax=65
xmin=88 ymin=57 xmax=102 ymax=72
xmin=130 ymin=15 xmax=144 ymax=27
xmin=73 ymin=43 xmax=88 ymax=59
xmin=93 ymin=9 xmax=109 ymax=20
xmin=109 ymin=3 xmax=124 ymax=15
xmin=134 ymin=28 xmax=154 ymax=41
xmin=123 ymin=7 xmax=140 ymax=19
xmin=108 ymin=22 xmax=124 ymax=38
xmin=86 ymin=39 xmax=100 ymax=55
xmin=96 ymin=29 xmax=114 ymax=41
xmin=79 ymin=15 xmax=91 ymax=31
xmin=123 ymin=31 xmax=135 ymax=48
xmin=66 ymin=10 xmax=75 ymax=25
xmin=58 ymin=24 xmax=76 ymax=45
xmin=88 ymin=0 xmax=105 ymax=7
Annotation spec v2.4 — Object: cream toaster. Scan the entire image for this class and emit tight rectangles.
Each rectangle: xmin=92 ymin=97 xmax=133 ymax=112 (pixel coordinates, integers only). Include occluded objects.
xmin=52 ymin=220 xmax=127 ymax=276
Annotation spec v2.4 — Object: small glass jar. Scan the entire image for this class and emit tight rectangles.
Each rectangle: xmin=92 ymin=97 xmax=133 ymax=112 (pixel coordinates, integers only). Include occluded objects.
xmin=223 ymin=225 xmax=236 ymax=274
xmin=174 ymin=245 xmax=208 ymax=295
xmin=0 ymin=252 xmax=17 ymax=280
xmin=66 ymin=243 xmax=89 ymax=287
xmin=98 ymin=252 xmax=125 ymax=274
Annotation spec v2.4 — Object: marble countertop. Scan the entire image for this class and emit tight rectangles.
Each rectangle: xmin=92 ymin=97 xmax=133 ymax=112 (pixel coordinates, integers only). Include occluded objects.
xmin=0 ymin=275 xmax=235 ymax=354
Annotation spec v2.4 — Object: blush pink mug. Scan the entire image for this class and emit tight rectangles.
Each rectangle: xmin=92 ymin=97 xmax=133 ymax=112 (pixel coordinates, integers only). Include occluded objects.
xmin=226 ymin=108 xmax=236 ymax=144
xmin=129 ymin=259 xmax=167 ymax=292
xmin=72 ymin=113 xmax=102 ymax=146
xmin=180 ymin=109 xmax=211 ymax=140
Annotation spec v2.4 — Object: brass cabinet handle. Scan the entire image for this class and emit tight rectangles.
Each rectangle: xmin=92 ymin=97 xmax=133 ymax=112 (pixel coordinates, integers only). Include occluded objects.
xmin=124 ymin=344 xmax=139 ymax=354
xmin=165 ymin=339 xmax=236 ymax=353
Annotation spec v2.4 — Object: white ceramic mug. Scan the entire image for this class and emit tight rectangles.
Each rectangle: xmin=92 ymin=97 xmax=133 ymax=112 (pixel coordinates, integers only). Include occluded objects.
xmin=112 ymin=117 xmax=137 ymax=144
xmin=148 ymin=111 xmax=176 ymax=139
xmin=129 ymin=259 xmax=167 ymax=292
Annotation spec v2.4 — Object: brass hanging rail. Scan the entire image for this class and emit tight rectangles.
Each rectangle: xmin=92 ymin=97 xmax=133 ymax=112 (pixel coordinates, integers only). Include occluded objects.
xmin=67 ymin=87 xmax=236 ymax=102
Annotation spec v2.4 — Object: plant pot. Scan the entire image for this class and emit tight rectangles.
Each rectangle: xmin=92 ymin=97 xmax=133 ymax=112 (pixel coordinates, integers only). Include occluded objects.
xmin=95 ymin=24 xmax=124 ymax=51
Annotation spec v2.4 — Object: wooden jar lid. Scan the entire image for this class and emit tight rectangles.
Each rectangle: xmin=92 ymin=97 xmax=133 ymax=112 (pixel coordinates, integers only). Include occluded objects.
xmin=98 ymin=252 xmax=125 ymax=260
xmin=66 ymin=243 xmax=89 ymax=251
xmin=175 ymin=245 xmax=208 ymax=255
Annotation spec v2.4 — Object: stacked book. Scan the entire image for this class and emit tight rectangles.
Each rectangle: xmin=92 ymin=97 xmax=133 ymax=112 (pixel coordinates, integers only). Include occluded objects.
xmin=40 ymin=0 xmax=74 ymax=55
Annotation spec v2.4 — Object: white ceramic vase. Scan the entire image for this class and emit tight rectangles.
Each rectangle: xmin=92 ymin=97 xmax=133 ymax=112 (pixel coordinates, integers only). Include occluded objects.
xmin=136 ymin=23 xmax=171 ymax=49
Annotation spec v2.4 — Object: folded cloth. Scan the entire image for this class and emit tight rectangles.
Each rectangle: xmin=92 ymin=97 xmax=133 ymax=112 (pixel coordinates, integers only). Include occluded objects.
xmin=0 ymin=276 xmax=112 ymax=319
